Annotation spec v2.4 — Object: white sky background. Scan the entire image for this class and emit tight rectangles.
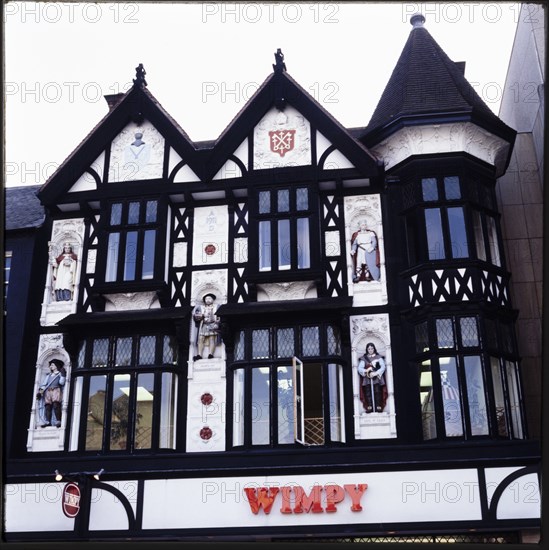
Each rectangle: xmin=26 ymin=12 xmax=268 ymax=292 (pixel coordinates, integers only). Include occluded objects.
xmin=5 ymin=1 xmax=524 ymax=187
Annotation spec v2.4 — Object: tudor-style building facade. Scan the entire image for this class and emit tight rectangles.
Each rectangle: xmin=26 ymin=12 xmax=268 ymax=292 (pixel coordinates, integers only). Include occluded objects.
xmin=4 ymin=16 xmax=541 ymax=543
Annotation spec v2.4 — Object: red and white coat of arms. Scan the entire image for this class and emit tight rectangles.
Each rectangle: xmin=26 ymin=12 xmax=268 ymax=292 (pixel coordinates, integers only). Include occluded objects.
xmin=269 ymin=129 xmax=296 ymax=157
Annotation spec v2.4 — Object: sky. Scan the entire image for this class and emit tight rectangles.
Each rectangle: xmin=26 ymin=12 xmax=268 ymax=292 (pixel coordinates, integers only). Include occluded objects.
xmin=4 ymin=1 xmax=524 ymax=187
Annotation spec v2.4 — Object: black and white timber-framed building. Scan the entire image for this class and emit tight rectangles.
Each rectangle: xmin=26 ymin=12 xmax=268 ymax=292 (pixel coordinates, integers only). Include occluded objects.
xmin=3 ymin=13 xmax=542 ymax=544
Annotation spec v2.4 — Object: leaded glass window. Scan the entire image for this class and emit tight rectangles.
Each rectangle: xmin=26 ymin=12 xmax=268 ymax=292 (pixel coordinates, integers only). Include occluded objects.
xmin=69 ymin=333 xmax=179 ymax=453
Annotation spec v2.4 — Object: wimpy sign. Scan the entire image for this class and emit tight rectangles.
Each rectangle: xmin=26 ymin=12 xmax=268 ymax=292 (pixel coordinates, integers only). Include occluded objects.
xmin=244 ymin=484 xmax=368 ymax=515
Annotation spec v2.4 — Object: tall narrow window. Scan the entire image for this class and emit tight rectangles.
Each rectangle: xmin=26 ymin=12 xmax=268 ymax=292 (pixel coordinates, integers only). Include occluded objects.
xmin=425 ymin=209 xmax=445 ymax=260
xmin=255 ymin=187 xmax=313 ymax=273
xmin=472 ymin=210 xmax=487 ymax=261
xmin=447 ymin=207 xmax=469 ymax=258
xmin=104 ymin=200 xmax=160 ymax=283
xmin=486 ymin=215 xmax=501 ymax=266
xmin=415 ymin=316 xmax=524 ymax=440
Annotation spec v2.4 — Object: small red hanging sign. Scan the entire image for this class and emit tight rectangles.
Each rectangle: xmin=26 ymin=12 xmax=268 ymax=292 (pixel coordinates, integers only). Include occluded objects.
xmin=62 ymin=481 xmax=81 ymax=518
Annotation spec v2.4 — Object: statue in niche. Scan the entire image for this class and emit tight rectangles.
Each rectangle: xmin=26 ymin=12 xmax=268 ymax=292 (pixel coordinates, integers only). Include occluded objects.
xmin=193 ymin=293 xmax=221 ymax=361
xmin=357 ymin=342 xmax=387 ymax=413
xmin=350 ymin=221 xmax=380 ymax=283
xmin=51 ymin=242 xmax=78 ymax=301
xmin=36 ymin=358 xmax=66 ymax=427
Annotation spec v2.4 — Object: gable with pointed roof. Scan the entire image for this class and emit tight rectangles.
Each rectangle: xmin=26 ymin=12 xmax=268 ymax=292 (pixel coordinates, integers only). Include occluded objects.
xmin=362 ymin=14 xmax=516 ymax=148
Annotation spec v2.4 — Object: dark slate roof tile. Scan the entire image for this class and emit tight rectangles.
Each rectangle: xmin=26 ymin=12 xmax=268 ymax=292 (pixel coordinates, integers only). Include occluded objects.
xmin=5 ymin=185 xmax=45 ymax=230
xmin=365 ymin=25 xmax=502 ymax=134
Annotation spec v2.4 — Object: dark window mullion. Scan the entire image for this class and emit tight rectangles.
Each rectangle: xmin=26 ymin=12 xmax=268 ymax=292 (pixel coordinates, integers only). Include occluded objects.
xmin=431 ymin=358 xmax=447 ymax=438
xmin=482 ymin=352 xmax=500 ymax=437
xmin=456 ymin=356 xmax=473 ymax=439
xmin=127 ymin=372 xmax=138 ymax=452
xmin=271 ymin=219 xmax=279 ymax=270
xmin=105 ymin=372 xmax=116 ymax=451
xmin=289 ymin=217 xmax=297 ymax=269
xmin=77 ymin=375 xmax=91 ymax=451
xmin=270 ymin=365 xmax=278 ymax=445
xmin=134 ymin=228 xmax=145 ymax=280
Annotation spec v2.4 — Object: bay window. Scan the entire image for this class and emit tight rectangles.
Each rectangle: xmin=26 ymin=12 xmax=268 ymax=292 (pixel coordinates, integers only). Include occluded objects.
xmin=69 ymin=333 xmax=179 ymax=453
xmin=230 ymin=323 xmax=345 ymax=447
xmin=416 ymin=315 xmax=524 ymax=440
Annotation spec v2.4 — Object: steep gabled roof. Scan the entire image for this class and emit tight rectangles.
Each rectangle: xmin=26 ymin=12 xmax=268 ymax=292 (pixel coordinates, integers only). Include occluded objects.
xmin=362 ymin=15 xmax=515 ymax=146
xmin=206 ymin=66 xmax=382 ymax=180
xmin=37 ymin=80 xmax=202 ymax=206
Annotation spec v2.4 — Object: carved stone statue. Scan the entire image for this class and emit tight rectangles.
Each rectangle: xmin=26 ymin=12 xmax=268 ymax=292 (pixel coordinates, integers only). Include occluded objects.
xmin=350 ymin=221 xmax=380 ymax=283
xmin=51 ymin=242 xmax=78 ymax=301
xmin=36 ymin=358 xmax=66 ymax=427
xmin=193 ymin=293 xmax=220 ymax=361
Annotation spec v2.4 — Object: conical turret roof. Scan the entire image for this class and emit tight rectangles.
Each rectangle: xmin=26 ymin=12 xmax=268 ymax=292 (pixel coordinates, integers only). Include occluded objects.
xmin=363 ymin=14 xmax=515 ymax=145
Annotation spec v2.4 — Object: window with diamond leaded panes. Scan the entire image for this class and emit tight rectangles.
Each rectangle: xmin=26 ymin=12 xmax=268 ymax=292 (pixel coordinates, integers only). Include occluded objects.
xmin=69 ymin=334 xmax=179 ymax=453
xmin=415 ymin=315 xmax=524 ymax=440
xmin=255 ymin=186 xmax=315 ymax=273
xmin=230 ymin=324 xmax=345 ymax=447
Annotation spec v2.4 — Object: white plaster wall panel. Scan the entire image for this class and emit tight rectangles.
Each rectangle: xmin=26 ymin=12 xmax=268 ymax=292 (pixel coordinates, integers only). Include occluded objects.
xmin=108 ymin=120 xmax=165 ymax=182
xmin=233 ymin=138 xmax=249 ymax=167
xmin=233 ymin=238 xmax=248 ymax=264
xmin=315 ymin=130 xmax=354 ymax=169
xmin=68 ymin=151 xmax=105 ymax=192
xmin=325 ymin=230 xmax=341 ymax=256
xmin=316 ymin=130 xmax=332 ymax=162
xmin=186 ymin=373 xmax=226 ymax=453
xmin=213 ymin=158 xmax=242 ymax=180
xmin=141 ymin=469 xmax=484 ymax=530
xmin=4 ymin=483 xmax=75 ymax=532
xmin=323 ymin=149 xmax=354 ymax=170
xmin=89 ymin=482 xmax=139 ymax=530
xmin=192 ymin=205 xmax=229 ymax=266
xmin=349 ymin=313 xmax=396 ymax=440
xmin=372 ymin=122 xmax=510 ymax=177
xmin=169 ymin=147 xmax=200 ymax=182
xmin=86 ymin=249 xmax=97 ymax=274
xmin=168 ymin=147 xmax=183 ymax=176
xmin=344 ymin=195 xmax=388 ymax=307
xmin=173 ymin=242 xmax=188 ymax=268
xmin=253 ymin=105 xmax=311 ymax=169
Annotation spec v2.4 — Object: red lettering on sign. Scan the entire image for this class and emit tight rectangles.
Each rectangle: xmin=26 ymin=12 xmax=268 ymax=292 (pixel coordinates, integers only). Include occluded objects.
xmin=280 ymin=486 xmax=293 ymax=514
xmin=293 ymin=485 xmax=323 ymax=514
xmin=344 ymin=484 xmax=368 ymax=511
xmin=324 ymin=484 xmax=345 ymax=513
xmin=244 ymin=487 xmax=280 ymax=515
xmin=245 ymin=483 xmax=367 ymax=515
